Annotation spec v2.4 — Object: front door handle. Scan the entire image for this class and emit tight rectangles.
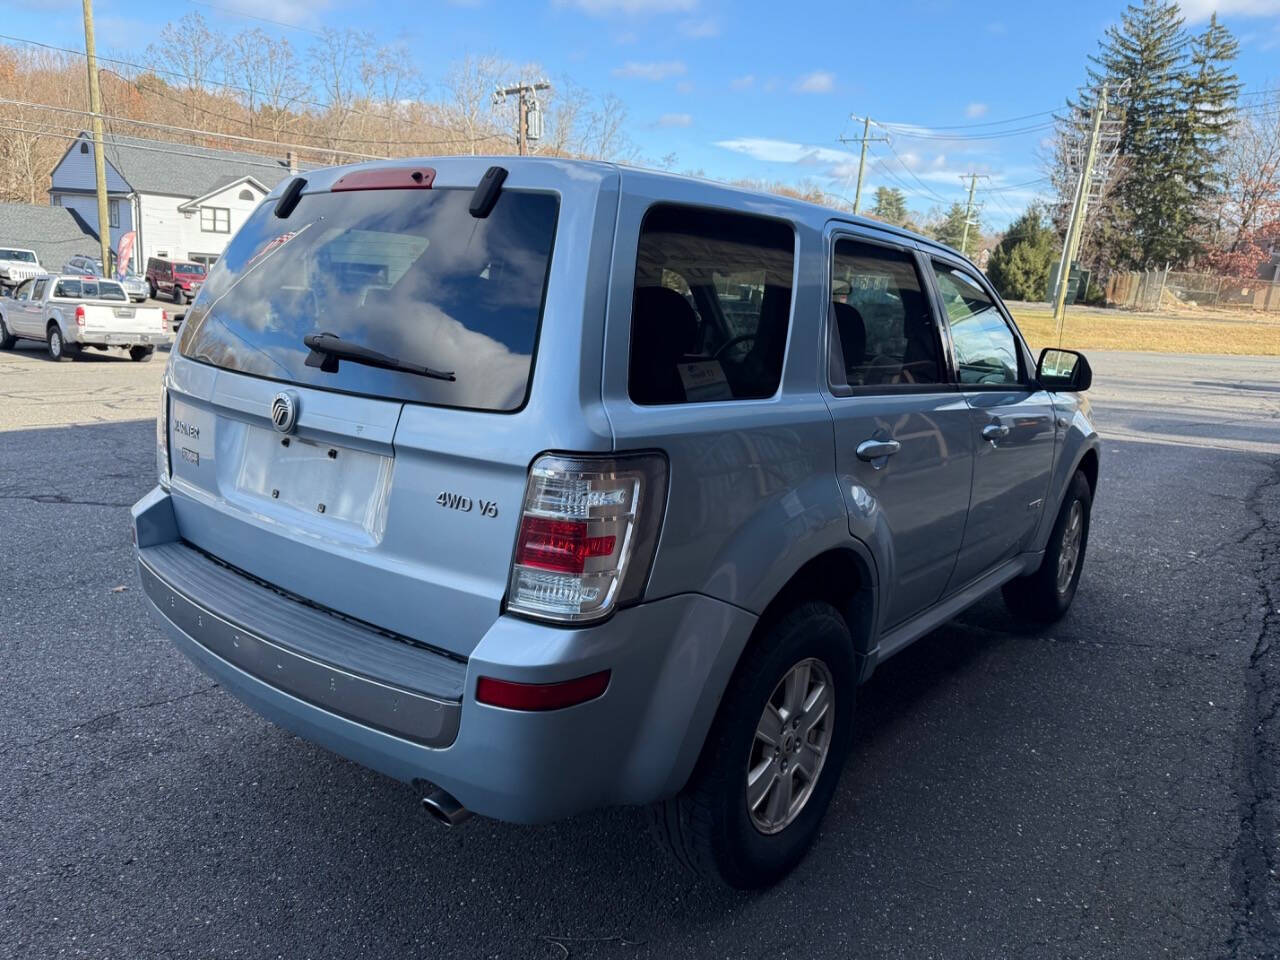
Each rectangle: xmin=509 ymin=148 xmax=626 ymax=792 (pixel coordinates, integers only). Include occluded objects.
xmin=982 ymin=422 xmax=1010 ymax=442
xmin=856 ymin=438 xmax=901 ymax=462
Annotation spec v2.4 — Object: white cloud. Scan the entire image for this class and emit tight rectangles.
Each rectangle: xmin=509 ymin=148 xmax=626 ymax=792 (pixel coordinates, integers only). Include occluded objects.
xmin=678 ymin=17 xmax=720 ymax=37
xmin=211 ymin=0 xmax=329 ymax=25
xmin=675 ymin=80 xmax=694 ymax=94
xmin=1178 ymin=0 xmax=1280 ymax=20
xmin=793 ymin=71 xmax=835 ymax=94
xmin=965 ymin=102 xmax=989 ymax=118
xmin=715 ymin=137 xmax=853 ymax=166
xmin=612 ymin=60 xmax=687 ymax=81
xmin=556 ymin=0 xmax=697 ymax=14
xmin=657 ymin=113 xmax=693 ymax=127
xmin=730 ymin=74 xmax=755 ymax=91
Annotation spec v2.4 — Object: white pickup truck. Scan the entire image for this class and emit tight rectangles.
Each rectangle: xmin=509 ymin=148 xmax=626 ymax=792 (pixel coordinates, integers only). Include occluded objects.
xmin=0 ymin=247 xmax=44 ymax=290
xmin=0 ymin=274 xmax=171 ymax=361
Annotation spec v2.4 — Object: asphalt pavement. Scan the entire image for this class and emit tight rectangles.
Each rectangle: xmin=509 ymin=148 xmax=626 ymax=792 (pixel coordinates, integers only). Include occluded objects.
xmin=1 ymin=343 xmax=1277 ymax=959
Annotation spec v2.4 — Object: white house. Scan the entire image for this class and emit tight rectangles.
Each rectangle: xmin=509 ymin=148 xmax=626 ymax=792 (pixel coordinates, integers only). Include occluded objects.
xmin=48 ymin=132 xmax=302 ymax=271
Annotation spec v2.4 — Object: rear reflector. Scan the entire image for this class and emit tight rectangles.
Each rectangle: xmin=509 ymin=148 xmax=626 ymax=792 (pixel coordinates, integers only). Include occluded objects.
xmin=475 ymin=671 xmax=610 ymax=711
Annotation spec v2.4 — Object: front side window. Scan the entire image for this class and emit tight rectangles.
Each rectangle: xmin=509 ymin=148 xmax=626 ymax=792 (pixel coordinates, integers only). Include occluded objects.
xmin=179 ymin=187 xmax=559 ymax=412
xmin=629 ymin=204 xmax=794 ymax=405
xmin=200 ymin=207 xmax=230 ymax=233
xmin=931 ymin=262 xmax=1021 ymax=386
xmin=13 ymin=279 xmax=32 ymax=301
xmin=830 ymin=238 xmax=943 ymax=388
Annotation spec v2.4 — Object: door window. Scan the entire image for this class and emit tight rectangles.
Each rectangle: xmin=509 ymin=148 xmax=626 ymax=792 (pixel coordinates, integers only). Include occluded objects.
xmin=32 ymin=279 xmax=47 ymax=300
xmin=829 ymin=238 xmax=943 ymax=388
xmin=629 ymin=204 xmax=795 ymax=405
xmin=14 ymin=279 xmax=32 ymax=301
xmin=931 ymin=262 xmax=1021 ymax=386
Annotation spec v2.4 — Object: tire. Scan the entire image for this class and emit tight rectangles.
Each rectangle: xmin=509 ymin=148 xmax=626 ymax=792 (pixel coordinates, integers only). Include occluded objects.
xmin=47 ymin=324 xmax=74 ymax=362
xmin=148 ymin=281 xmax=157 ymax=300
xmin=648 ymin=601 xmax=856 ymax=889
xmin=129 ymin=345 xmax=155 ymax=362
xmin=0 ymin=315 xmax=14 ymax=350
xmin=172 ymin=285 xmax=184 ymax=305
xmin=1002 ymin=470 xmax=1093 ymax=623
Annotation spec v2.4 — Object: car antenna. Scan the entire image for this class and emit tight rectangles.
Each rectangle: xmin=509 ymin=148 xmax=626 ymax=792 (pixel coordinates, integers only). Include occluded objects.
xmin=469 ymin=166 xmax=508 ymax=219
xmin=275 ymin=177 xmax=307 ymax=219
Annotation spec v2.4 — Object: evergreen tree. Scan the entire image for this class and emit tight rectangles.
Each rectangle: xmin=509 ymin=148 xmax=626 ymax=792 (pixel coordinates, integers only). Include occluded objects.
xmin=931 ymin=202 xmax=977 ymax=252
xmin=1059 ymin=0 xmax=1240 ymax=269
xmin=986 ymin=205 xmax=1061 ymax=301
xmin=1177 ymin=13 xmax=1241 ymax=252
xmin=869 ymin=186 xmax=909 ymax=227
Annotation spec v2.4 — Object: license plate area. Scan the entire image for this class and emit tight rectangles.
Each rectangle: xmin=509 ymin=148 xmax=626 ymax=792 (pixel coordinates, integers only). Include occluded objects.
xmin=114 ymin=307 xmax=136 ymax=319
xmin=235 ymin=427 xmax=393 ymax=538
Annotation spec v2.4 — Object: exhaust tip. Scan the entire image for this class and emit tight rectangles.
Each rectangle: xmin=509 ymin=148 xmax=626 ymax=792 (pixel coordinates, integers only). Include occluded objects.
xmin=422 ymin=787 xmax=472 ymax=827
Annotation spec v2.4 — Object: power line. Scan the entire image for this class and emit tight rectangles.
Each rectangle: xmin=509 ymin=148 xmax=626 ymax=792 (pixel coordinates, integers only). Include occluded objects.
xmin=877 ymin=120 xmax=1057 ymax=142
xmin=880 ymin=141 xmax=950 ymax=204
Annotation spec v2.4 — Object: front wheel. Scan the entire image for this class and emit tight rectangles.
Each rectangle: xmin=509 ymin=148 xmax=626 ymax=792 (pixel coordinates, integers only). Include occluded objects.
xmin=172 ymin=286 xmax=185 ymax=305
xmin=0 ymin=316 xmax=14 ymax=350
xmin=649 ymin=601 xmax=856 ymax=889
xmin=1002 ymin=470 xmax=1093 ymax=622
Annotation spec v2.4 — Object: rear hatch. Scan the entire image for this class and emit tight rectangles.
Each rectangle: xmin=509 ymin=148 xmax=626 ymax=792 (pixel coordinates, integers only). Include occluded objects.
xmin=165 ymin=164 xmax=605 ymax=659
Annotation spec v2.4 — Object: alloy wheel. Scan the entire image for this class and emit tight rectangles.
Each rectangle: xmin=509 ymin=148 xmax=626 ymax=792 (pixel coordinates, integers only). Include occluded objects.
xmin=1057 ymin=500 xmax=1084 ymax=594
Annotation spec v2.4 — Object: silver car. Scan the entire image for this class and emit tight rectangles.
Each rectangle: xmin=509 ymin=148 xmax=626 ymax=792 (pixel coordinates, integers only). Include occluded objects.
xmin=132 ymin=157 xmax=1099 ymax=889
xmin=63 ymin=255 xmax=148 ymax=302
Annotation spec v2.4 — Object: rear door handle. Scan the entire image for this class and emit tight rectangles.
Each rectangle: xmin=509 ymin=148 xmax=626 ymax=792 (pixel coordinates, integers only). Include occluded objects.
xmin=856 ymin=438 xmax=901 ymax=462
xmin=982 ymin=422 xmax=1010 ymax=442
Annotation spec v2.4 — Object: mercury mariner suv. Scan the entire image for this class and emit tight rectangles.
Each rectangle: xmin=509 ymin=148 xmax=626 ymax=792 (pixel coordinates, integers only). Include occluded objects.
xmin=132 ymin=157 xmax=1100 ymax=889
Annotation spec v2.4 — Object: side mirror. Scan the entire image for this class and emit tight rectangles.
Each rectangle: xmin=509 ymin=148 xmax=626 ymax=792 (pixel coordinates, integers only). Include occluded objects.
xmin=1037 ymin=347 xmax=1092 ymax=392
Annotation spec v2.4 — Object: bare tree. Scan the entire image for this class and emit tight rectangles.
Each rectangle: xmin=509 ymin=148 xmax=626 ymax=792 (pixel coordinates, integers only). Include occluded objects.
xmin=360 ymin=43 xmax=423 ymax=155
xmin=308 ymin=27 xmax=374 ymax=159
xmin=147 ymin=13 xmax=228 ymax=128
xmin=443 ymin=54 xmax=508 ymax=154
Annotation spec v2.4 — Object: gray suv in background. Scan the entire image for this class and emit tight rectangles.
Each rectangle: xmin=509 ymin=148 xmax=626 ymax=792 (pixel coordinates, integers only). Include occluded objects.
xmin=132 ymin=157 xmax=1099 ymax=889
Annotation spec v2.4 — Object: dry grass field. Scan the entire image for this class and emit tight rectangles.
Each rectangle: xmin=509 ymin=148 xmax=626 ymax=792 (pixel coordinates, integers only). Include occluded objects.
xmin=1008 ymin=302 xmax=1280 ymax=357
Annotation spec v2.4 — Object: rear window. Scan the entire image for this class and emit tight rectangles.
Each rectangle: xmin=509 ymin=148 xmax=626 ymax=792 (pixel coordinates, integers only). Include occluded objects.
xmin=629 ymin=204 xmax=795 ymax=405
xmin=177 ymin=187 xmax=559 ymax=411
xmin=54 ymin=279 xmax=127 ymax=301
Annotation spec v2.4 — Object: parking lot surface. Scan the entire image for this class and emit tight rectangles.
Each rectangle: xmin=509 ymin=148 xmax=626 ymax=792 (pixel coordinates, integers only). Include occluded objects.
xmin=2 ymin=343 xmax=1277 ymax=959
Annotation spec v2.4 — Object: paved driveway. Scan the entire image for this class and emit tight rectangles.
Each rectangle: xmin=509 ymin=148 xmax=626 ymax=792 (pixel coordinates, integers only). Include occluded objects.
xmin=1 ymin=347 xmax=1277 ymax=959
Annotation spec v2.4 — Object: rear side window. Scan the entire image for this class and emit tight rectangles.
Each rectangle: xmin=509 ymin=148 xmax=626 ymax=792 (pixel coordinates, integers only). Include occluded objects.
xmin=629 ymin=204 xmax=794 ymax=405
xmin=830 ymin=239 xmax=943 ymax=388
xmin=930 ymin=262 xmax=1021 ymax=386
xmin=178 ymin=188 xmax=559 ymax=411
xmin=54 ymin=279 xmax=126 ymax=300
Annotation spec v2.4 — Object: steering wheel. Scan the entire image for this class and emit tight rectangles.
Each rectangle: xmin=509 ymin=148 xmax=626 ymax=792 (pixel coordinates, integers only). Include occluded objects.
xmin=714 ymin=334 xmax=755 ymax=360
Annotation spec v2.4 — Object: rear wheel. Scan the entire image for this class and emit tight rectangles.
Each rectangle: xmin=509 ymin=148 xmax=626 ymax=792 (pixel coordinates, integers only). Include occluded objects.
xmin=47 ymin=325 xmax=75 ymax=362
xmin=0 ymin=316 xmax=14 ymax=349
xmin=1002 ymin=470 xmax=1092 ymax=622
xmin=649 ymin=601 xmax=856 ymax=889
xmin=129 ymin=345 xmax=155 ymax=362
xmin=147 ymin=281 xmax=157 ymax=300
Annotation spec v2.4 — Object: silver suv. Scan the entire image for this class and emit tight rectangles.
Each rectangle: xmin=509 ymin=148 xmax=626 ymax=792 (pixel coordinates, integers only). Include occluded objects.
xmin=132 ymin=158 xmax=1099 ymax=888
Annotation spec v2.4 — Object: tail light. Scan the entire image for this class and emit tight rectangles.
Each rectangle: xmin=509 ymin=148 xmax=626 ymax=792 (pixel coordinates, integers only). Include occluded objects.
xmin=74 ymin=305 xmax=85 ymax=327
xmin=507 ymin=453 xmax=668 ymax=623
xmin=160 ymin=309 xmax=168 ymax=329
xmin=156 ymin=381 xmax=170 ymax=488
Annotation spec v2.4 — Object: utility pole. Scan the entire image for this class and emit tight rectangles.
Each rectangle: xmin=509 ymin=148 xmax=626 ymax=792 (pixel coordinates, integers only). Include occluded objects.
xmin=493 ymin=80 xmax=551 ymax=156
xmin=1052 ymin=83 xmax=1109 ymax=336
xmin=81 ymin=0 xmax=112 ymax=275
xmin=958 ymin=173 xmax=989 ymax=258
xmin=838 ymin=115 xmax=888 ymax=214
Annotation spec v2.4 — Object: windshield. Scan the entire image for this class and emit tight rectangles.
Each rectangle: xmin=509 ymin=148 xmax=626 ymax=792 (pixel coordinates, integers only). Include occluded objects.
xmin=0 ymin=249 xmax=37 ymax=263
xmin=175 ymin=263 xmax=207 ymax=276
xmin=54 ymin=278 xmax=128 ymax=301
xmin=178 ymin=187 xmax=559 ymax=411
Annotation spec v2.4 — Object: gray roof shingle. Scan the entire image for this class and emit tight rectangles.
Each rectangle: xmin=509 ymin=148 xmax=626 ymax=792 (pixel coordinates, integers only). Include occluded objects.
xmin=0 ymin=203 xmax=99 ymax=269
xmin=96 ymin=133 xmax=303 ymax=198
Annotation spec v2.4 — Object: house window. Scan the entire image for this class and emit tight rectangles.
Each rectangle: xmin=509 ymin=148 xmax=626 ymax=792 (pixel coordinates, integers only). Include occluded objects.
xmin=52 ymin=195 xmax=62 ymax=207
xmin=109 ymin=199 xmax=120 ymax=229
xmin=189 ymin=253 xmax=220 ymax=268
xmin=79 ymin=142 xmax=88 ymax=154
xmin=200 ymin=207 xmax=230 ymax=233
xmin=238 ymin=189 xmax=255 ymax=201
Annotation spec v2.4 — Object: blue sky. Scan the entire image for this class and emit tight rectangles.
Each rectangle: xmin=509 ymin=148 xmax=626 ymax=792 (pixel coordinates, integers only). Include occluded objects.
xmin=10 ymin=0 xmax=1280 ymax=228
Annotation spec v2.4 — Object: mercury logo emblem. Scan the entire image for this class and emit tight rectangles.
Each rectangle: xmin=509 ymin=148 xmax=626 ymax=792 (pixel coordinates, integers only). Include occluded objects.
xmin=271 ymin=391 xmax=298 ymax=434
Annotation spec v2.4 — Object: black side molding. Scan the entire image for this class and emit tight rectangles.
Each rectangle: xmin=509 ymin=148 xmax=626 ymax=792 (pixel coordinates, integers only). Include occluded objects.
xmin=469 ymin=166 xmax=508 ymax=219
xmin=275 ymin=177 xmax=307 ymax=219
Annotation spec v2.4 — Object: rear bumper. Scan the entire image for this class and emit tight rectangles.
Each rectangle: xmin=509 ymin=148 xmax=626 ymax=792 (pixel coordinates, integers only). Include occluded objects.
xmin=72 ymin=331 xmax=171 ymax=347
xmin=132 ymin=487 xmax=757 ymax=823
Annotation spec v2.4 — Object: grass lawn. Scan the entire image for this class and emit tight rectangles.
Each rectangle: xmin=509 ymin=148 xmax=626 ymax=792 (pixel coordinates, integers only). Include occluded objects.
xmin=1008 ymin=304 xmax=1280 ymax=357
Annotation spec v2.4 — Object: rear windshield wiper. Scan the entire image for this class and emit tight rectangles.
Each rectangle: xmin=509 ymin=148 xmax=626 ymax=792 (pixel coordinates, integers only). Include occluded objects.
xmin=303 ymin=333 xmax=456 ymax=382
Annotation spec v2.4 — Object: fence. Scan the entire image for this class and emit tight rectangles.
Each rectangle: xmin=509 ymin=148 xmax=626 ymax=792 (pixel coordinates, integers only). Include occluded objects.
xmin=1106 ymin=268 xmax=1280 ymax=314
